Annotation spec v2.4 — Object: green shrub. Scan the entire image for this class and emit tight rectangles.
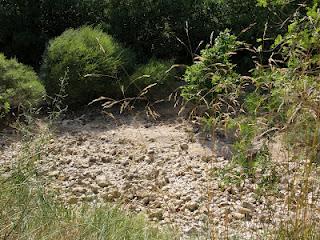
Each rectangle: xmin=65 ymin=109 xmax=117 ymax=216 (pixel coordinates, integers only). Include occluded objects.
xmin=0 ymin=0 xmax=304 ymax=68
xmin=41 ymin=26 xmax=136 ymax=106
xmin=182 ymin=3 xmax=320 ymax=169
xmin=104 ymin=0 xmax=302 ymax=64
xmin=0 ymin=53 xmax=45 ymax=118
xmin=181 ymin=30 xmax=242 ymax=116
xmin=128 ymin=59 xmax=179 ymax=100
xmin=0 ymin=0 xmax=108 ymax=67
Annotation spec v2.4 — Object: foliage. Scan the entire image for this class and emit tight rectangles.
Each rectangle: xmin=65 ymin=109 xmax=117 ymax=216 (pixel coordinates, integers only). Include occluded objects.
xmin=183 ymin=7 xmax=320 ymax=238
xmin=128 ymin=59 xmax=179 ymax=100
xmin=243 ymin=2 xmax=320 ymax=154
xmin=0 ymin=0 xmax=108 ymax=67
xmin=104 ymin=0 xmax=213 ymax=61
xmin=280 ymin=2 xmax=320 ymax=69
xmin=104 ymin=0 xmax=303 ymax=64
xmin=41 ymin=26 xmax=136 ymax=106
xmin=0 ymin=175 xmax=173 ymax=240
xmin=182 ymin=2 xmax=320 ymax=167
xmin=275 ymin=220 xmax=320 ymax=240
xmin=181 ymin=30 xmax=242 ymax=117
xmin=270 ymin=2 xmax=320 ymax=158
xmin=0 ymin=0 xmax=303 ymax=67
xmin=0 ymin=53 xmax=45 ymax=119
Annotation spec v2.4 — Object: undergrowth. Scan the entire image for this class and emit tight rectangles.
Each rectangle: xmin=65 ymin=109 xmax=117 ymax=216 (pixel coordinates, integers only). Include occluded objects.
xmin=182 ymin=2 xmax=320 ymax=239
xmin=0 ymin=168 xmax=173 ymax=240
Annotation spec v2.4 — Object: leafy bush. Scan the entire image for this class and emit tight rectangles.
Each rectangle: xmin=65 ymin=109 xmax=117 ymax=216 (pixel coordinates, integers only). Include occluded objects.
xmin=0 ymin=53 xmax=45 ymax=118
xmin=104 ymin=0 xmax=212 ymax=61
xmin=0 ymin=0 xmax=304 ymax=68
xmin=103 ymin=0 xmax=302 ymax=64
xmin=182 ymin=2 xmax=320 ymax=167
xmin=41 ymin=26 xmax=136 ymax=106
xmin=128 ymin=59 xmax=179 ymax=100
xmin=181 ymin=30 xmax=242 ymax=116
xmin=0 ymin=0 xmax=108 ymax=67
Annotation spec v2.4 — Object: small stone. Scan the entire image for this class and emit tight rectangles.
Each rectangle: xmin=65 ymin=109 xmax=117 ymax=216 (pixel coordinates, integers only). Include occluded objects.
xmin=127 ymin=194 xmax=135 ymax=200
xmin=175 ymin=171 xmax=185 ymax=177
xmin=137 ymin=155 xmax=145 ymax=162
xmin=201 ymin=156 xmax=211 ymax=163
xmin=180 ymin=143 xmax=189 ymax=151
xmin=102 ymin=189 xmax=121 ymax=201
xmin=232 ymin=212 xmax=245 ymax=220
xmin=62 ymin=158 xmax=72 ymax=165
xmin=185 ymin=202 xmax=199 ymax=212
xmin=148 ymin=149 xmax=155 ymax=155
xmin=183 ymin=226 xmax=197 ymax=234
xmin=1 ymin=173 xmax=11 ymax=179
xmin=238 ymin=207 xmax=252 ymax=215
xmin=182 ymin=195 xmax=192 ymax=202
xmin=218 ymin=202 xmax=230 ymax=208
xmin=142 ymin=197 xmax=151 ymax=205
xmin=199 ymin=206 xmax=208 ymax=214
xmin=122 ymin=159 xmax=129 ymax=167
xmin=242 ymin=201 xmax=255 ymax=211
xmin=57 ymin=175 xmax=68 ymax=181
xmin=68 ymin=197 xmax=78 ymax=204
xmin=193 ymin=168 xmax=202 ymax=175
xmin=101 ymin=156 xmax=112 ymax=163
xmin=72 ymin=186 xmax=87 ymax=194
xmin=96 ymin=175 xmax=109 ymax=188
xmin=149 ymin=210 xmax=164 ymax=220
xmin=80 ymin=160 xmax=90 ymax=168
xmin=48 ymin=170 xmax=59 ymax=177
xmin=91 ymin=184 xmax=100 ymax=194
xmin=145 ymin=156 xmax=154 ymax=164
xmin=89 ymin=157 xmax=98 ymax=165
xmin=144 ymin=123 xmax=152 ymax=128
xmin=66 ymin=149 xmax=75 ymax=155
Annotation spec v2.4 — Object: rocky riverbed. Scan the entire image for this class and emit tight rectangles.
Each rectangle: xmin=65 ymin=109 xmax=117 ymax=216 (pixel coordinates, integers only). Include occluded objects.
xmin=1 ymin=109 xmax=320 ymax=239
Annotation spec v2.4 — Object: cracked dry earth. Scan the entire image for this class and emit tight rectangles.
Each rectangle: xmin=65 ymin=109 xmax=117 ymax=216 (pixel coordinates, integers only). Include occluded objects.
xmin=1 ymin=109 xmax=320 ymax=239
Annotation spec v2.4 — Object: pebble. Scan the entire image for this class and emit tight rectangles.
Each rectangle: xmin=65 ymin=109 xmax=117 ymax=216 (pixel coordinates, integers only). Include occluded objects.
xmin=101 ymin=156 xmax=112 ymax=163
xmin=145 ymin=156 xmax=154 ymax=164
xmin=72 ymin=186 xmax=87 ymax=194
xmin=149 ymin=210 xmax=164 ymax=220
xmin=96 ymin=175 xmax=109 ymax=188
xmin=232 ymin=212 xmax=245 ymax=220
xmin=49 ymin=170 xmax=59 ymax=177
xmin=3 ymin=114 xmax=319 ymax=240
xmin=238 ymin=207 xmax=252 ymax=215
xmin=185 ymin=202 xmax=199 ymax=212
xmin=180 ymin=143 xmax=189 ymax=151
xmin=242 ymin=201 xmax=255 ymax=211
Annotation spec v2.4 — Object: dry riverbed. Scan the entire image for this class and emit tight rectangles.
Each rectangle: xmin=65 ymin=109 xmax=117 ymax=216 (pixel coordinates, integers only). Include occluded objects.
xmin=1 ymin=109 xmax=320 ymax=239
